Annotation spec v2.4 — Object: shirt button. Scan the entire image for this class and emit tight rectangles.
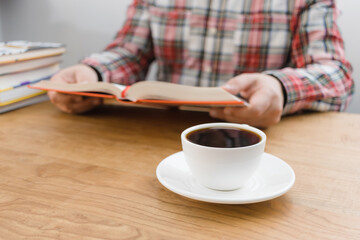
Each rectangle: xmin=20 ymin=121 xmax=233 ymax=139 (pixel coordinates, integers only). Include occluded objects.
xmin=208 ymin=27 xmax=217 ymax=35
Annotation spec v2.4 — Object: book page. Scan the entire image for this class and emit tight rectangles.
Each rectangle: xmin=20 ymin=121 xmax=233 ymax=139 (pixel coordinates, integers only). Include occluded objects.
xmin=31 ymin=81 xmax=124 ymax=98
xmin=126 ymin=81 xmax=244 ymax=103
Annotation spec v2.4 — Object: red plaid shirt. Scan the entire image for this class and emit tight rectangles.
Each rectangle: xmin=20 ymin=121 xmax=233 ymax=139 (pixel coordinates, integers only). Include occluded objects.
xmin=82 ymin=0 xmax=354 ymax=115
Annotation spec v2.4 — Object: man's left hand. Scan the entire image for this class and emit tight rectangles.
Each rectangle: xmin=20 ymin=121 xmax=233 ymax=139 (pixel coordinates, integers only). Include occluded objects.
xmin=210 ymin=73 xmax=285 ymax=128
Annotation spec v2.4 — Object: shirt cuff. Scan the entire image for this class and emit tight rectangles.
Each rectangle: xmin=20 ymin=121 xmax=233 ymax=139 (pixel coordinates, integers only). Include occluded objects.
xmin=263 ymin=70 xmax=298 ymax=115
xmin=86 ymin=65 xmax=103 ymax=82
xmin=81 ymin=57 xmax=111 ymax=83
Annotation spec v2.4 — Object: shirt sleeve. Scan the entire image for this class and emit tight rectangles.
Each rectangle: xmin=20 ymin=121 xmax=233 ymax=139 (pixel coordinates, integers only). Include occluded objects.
xmin=264 ymin=0 xmax=354 ymax=115
xmin=81 ymin=0 xmax=155 ymax=85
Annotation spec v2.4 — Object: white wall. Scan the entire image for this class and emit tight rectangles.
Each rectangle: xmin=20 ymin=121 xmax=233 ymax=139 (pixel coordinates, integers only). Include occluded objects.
xmin=0 ymin=0 xmax=359 ymax=113
xmin=0 ymin=1 xmax=3 ymax=41
xmin=337 ymin=1 xmax=360 ymax=113
xmin=0 ymin=0 xmax=132 ymax=67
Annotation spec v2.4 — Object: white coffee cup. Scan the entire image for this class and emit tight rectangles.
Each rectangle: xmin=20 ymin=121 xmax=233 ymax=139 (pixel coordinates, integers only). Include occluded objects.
xmin=181 ymin=123 xmax=266 ymax=191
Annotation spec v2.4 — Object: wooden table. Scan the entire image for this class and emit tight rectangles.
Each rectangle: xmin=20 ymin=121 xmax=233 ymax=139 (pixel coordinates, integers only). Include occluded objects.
xmin=0 ymin=101 xmax=359 ymax=240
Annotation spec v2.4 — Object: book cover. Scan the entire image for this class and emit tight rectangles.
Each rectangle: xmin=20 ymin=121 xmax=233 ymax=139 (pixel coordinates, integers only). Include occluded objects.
xmin=0 ymin=64 xmax=59 ymax=90
xmin=0 ymin=94 xmax=48 ymax=114
xmin=0 ymin=55 xmax=62 ymax=76
xmin=0 ymin=87 xmax=46 ymax=107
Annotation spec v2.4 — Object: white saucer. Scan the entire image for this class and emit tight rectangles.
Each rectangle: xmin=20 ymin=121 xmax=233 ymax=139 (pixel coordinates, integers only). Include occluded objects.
xmin=156 ymin=152 xmax=295 ymax=204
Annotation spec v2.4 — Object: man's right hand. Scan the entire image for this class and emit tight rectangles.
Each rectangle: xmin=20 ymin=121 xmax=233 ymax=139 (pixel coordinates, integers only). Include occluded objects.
xmin=48 ymin=64 xmax=103 ymax=114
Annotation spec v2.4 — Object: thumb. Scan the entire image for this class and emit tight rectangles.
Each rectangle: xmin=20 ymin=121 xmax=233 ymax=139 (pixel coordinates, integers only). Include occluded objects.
xmin=223 ymin=74 xmax=257 ymax=96
xmin=222 ymin=83 xmax=239 ymax=95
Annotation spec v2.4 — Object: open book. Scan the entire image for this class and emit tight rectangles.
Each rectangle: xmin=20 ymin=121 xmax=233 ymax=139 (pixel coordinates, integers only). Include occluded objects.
xmin=29 ymin=80 xmax=248 ymax=107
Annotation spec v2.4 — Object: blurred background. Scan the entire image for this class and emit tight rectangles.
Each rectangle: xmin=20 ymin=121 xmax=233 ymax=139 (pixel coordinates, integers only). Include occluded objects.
xmin=0 ymin=0 xmax=358 ymax=113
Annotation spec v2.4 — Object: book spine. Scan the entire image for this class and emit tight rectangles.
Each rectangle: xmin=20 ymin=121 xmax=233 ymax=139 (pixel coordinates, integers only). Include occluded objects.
xmin=0 ymin=74 xmax=54 ymax=92
xmin=0 ymin=90 xmax=46 ymax=106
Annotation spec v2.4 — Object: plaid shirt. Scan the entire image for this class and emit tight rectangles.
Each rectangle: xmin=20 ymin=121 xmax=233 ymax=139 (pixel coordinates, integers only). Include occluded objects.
xmin=82 ymin=0 xmax=354 ymax=115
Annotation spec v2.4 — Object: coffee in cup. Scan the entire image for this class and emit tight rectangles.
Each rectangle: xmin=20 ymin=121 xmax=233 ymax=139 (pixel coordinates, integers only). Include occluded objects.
xmin=181 ymin=123 xmax=266 ymax=190
xmin=186 ymin=127 xmax=261 ymax=148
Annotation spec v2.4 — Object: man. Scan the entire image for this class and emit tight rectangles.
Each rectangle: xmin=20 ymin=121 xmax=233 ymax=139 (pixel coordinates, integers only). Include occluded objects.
xmin=49 ymin=0 xmax=354 ymax=127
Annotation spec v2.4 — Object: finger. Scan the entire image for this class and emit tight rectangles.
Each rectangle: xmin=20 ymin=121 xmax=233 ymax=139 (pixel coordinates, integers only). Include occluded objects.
xmin=223 ymin=74 xmax=260 ymax=99
xmin=224 ymin=90 xmax=270 ymax=119
xmin=48 ymin=91 xmax=84 ymax=106
xmin=224 ymin=102 xmax=281 ymax=127
xmin=211 ymin=107 xmax=271 ymax=127
xmin=210 ymin=91 xmax=274 ymax=126
xmin=242 ymin=90 xmax=272 ymax=117
xmin=50 ymin=72 xmax=74 ymax=84
xmin=64 ymin=97 xmax=102 ymax=114
xmin=209 ymin=107 xmax=224 ymax=119
xmin=48 ymin=91 xmax=99 ymax=113
xmin=210 ymin=107 xmax=249 ymax=124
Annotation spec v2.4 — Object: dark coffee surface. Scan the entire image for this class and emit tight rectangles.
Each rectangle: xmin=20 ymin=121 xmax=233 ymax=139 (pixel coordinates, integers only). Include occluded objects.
xmin=186 ymin=127 xmax=261 ymax=148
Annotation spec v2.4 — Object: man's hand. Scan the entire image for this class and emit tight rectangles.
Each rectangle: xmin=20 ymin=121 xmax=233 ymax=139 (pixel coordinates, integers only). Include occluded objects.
xmin=210 ymin=73 xmax=285 ymax=128
xmin=48 ymin=64 xmax=103 ymax=114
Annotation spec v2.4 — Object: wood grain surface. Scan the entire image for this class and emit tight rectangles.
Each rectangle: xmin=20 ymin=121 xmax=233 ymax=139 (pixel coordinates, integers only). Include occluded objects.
xmin=0 ymin=101 xmax=359 ymax=240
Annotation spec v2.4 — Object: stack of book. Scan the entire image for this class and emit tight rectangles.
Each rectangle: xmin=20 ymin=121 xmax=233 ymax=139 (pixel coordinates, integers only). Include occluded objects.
xmin=0 ymin=41 xmax=65 ymax=113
